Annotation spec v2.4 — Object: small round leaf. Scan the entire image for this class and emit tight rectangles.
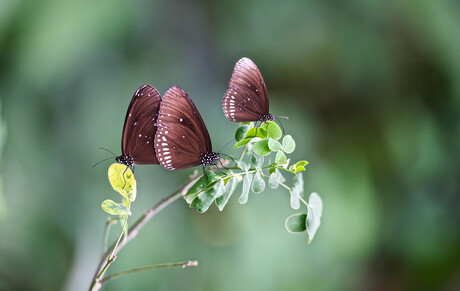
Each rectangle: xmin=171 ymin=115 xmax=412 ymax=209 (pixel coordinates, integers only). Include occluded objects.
xmin=282 ymin=135 xmax=295 ymax=153
xmin=251 ymin=172 xmax=265 ymax=193
xmin=253 ymin=139 xmax=271 ymax=156
xmin=275 ymin=151 xmax=287 ymax=164
xmin=268 ymin=138 xmax=282 ymax=151
xmin=285 ymin=213 xmax=307 ymax=233
xmin=261 ymin=121 xmax=282 ymax=140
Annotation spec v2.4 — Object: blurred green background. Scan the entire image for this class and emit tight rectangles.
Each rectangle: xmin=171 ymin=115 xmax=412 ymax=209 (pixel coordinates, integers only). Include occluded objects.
xmin=1 ymin=0 xmax=459 ymax=290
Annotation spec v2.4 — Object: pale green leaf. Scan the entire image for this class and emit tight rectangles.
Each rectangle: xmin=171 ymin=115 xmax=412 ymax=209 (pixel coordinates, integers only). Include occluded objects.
xmin=191 ymin=180 xmax=226 ymax=213
xmin=251 ymin=155 xmax=264 ymax=170
xmin=268 ymin=138 xmax=282 ymax=151
xmin=268 ymin=169 xmax=286 ymax=189
xmin=275 ymin=151 xmax=287 ymax=164
xmin=237 ymin=160 xmax=250 ymax=172
xmin=101 ymin=199 xmax=131 ymax=216
xmin=234 ymin=138 xmax=252 ymax=149
xmin=282 ymin=135 xmax=296 ymax=154
xmin=216 ymin=177 xmax=238 ymax=211
xmin=307 ymin=192 xmax=323 ymax=243
xmin=261 ymin=121 xmax=282 ymax=140
xmin=251 ymin=172 xmax=265 ymax=193
xmin=285 ymin=213 xmax=307 ymax=233
xmin=108 ymin=163 xmax=137 ymax=201
xmin=238 ymin=173 xmax=253 ymax=204
xmin=289 ymin=173 xmax=304 ymax=209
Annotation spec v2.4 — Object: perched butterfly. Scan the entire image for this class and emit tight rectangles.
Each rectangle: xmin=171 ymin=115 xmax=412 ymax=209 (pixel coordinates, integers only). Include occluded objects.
xmin=154 ymin=86 xmax=220 ymax=171
xmin=223 ymin=57 xmax=275 ymax=123
xmin=114 ymin=84 xmax=161 ymax=169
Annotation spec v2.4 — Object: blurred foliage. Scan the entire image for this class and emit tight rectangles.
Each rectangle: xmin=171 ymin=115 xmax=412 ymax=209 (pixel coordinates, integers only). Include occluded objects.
xmin=0 ymin=0 xmax=459 ymax=290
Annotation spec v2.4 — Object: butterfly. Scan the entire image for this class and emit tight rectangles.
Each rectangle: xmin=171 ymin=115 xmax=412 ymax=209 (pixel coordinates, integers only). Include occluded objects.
xmin=114 ymin=84 xmax=161 ymax=170
xmin=223 ymin=57 xmax=275 ymax=124
xmin=154 ymin=86 xmax=220 ymax=171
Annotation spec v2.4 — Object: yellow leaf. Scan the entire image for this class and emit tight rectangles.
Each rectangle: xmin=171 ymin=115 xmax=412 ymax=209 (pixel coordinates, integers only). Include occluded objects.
xmin=108 ymin=163 xmax=137 ymax=201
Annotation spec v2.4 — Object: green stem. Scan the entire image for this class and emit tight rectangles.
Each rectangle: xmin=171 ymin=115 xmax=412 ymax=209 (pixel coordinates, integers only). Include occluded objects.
xmin=100 ymin=260 xmax=198 ymax=285
xmin=89 ymin=176 xmax=201 ymax=291
xmin=279 ymin=182 xmax=291 ymax=191
xmin=102 ymin=218 xmax=117 ymax=254
xmin=299 ymin=196 xmax=309 ymax=207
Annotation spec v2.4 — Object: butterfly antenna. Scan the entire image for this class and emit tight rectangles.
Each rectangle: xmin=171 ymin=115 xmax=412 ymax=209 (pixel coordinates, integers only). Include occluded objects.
xmin=275 ymin=116 xmax=286 ymax=135
xmin=277 ymin=116 xmax=289 ymax=120
xmin=218 ymin=138 xmax=236 ymax=153
xmin=99 ymin=147 xmax=117 ymax=157
xmin=92 ymin=156 xmax=115 ymax=168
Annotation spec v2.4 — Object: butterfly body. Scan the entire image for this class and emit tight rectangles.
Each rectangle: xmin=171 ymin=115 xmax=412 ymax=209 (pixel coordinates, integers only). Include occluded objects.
xmin=223 ymin=57 xmax=274 ymax=123
xmin=116 ymin=84 xmax=161 ymax=169
xmin=155 ymin=86 xmax=219 ymax=171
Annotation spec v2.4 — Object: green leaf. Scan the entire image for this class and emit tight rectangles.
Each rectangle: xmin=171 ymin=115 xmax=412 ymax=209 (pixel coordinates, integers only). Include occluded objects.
xmin=245 ymin=127 xmax=267 ymax=139
xmin=184 ymin=171 xmax=220 ymax=203
xmin=268 ymin=169 xmax=286 ymax=189
xmin=294 ymin=160 xmax=309 ymax=167
xmin=275 ymin=151 xmax=286 ymax=164
xmin=238 ymin=173 xmax=253 ymax=204
xmin=237 ymin=160 xmax=250 ymax=172
xmin=216 ymin=177 xmax=238 ymax=211
xmin=101 ymin=199 xmax=131 ymax=216
xmin=261 ymin=121 xmax=282 ymax=140
xmin=285 ymin=213 xmax=307 ymax=233
xmin=289 ymin=173 xmax=304 ymax=209
xmin=282 ymin=135 xmax=296 ymax=154
xmin=306 ymin=192 xmax=323 ymax=243
xmin=235 ymin=125 xmax=251 ymax=141
xmin=251 ymin=172 xmax=265 ymax=193
xmin=282 ymin=158 xmax=291 ymax=169
xmin=191 ymin=180 xmax=226 ymax=212
xmin=268 ymin=138 xmax=282 ymax=151
xmin=108 ymin=163 xmax=137 ymax=201
xmin=289 ymin=161 xmax=309 ymax=174
xmin=234 ymin=138 xmax=252 ymax=149
xmin=253 ymin=139 xmax=271 ymax=156
xmin=251 ymin=155 xmax=264 ymax=170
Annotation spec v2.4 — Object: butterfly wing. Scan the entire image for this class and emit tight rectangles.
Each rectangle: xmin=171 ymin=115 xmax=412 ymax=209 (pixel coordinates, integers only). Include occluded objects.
xmin=223 ymin=57 xmax=270 ymax=122
xmin=121 ymin=84 xmax=161 ymax=164
xmin=155 ymin=86 xmax=212 ymax=170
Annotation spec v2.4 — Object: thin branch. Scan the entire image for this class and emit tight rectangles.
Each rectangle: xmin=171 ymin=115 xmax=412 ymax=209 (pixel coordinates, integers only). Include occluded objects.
xmin=89 ymin=175 xmax=201 ymax=291
xmin=100 ymin=260 xmax=198 ymax=284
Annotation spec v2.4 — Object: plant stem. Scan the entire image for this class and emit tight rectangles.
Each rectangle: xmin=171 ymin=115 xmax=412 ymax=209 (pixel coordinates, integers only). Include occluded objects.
xmin=89 ymin=175 xmax=201 ymax=291
xmin=100 ymin=260 xmax=198 ymax=285
xmin=102 ymin=218 xmax=117 ymax=254
xmin=299 ymin=196 xmax=309 ymax=207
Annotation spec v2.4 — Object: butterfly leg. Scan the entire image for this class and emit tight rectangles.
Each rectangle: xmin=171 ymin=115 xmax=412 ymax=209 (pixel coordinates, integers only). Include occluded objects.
xmin=202 ymin=166 xmax=209 ymax=180
xmin=214 ymin=162 xmax=227 ymax=175
xmin=122 ymin=166 xmax=128 ymax=189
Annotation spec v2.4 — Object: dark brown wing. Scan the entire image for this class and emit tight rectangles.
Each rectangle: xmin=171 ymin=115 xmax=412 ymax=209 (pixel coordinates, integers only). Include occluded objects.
xmin=121 ymin=84 xmax=161 ymax=164
xmin=223 ymin=57 xmax=270 ymax=122
xmin=155 ymin=86 xmax=212 ymax=170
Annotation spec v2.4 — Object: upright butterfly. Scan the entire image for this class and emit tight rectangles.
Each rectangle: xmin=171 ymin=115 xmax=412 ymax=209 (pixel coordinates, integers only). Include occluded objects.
xmin=154 ymin=86 xmax=220 ymax=171
xmin=223 ymin=57 xmax=275 ymax=123
xmin=115 ymin=84 xmax=161 ymax=169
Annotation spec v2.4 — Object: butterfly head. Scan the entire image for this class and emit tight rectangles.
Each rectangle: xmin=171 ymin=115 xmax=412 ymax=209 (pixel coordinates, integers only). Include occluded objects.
xmin=259 ymin=113 xmax=275 ymax=123
xmin=116 ymin=155 xmax=134 ymax=168
xmin=200 ymin=152 xmax=220 ymax=167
